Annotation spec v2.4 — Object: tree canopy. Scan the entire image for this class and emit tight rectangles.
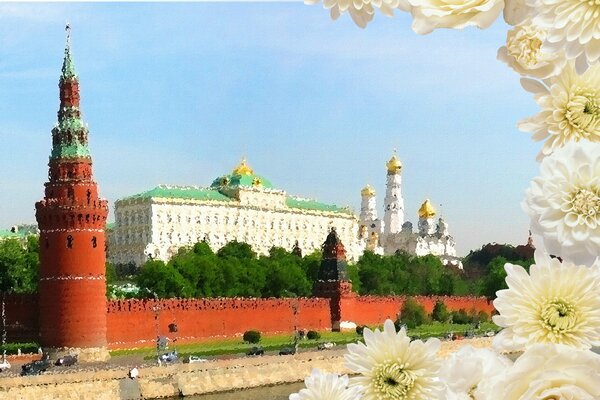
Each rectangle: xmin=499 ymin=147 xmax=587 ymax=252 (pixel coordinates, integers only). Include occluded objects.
xmin=0 ymin=236 xmax=39 ymax=294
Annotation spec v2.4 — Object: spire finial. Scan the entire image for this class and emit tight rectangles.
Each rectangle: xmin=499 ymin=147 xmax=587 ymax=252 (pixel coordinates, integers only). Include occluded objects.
xmin=61 ymin=23 xmax=77 ymax=80
xmin=65 ymin=22 xmax=71 ymax=47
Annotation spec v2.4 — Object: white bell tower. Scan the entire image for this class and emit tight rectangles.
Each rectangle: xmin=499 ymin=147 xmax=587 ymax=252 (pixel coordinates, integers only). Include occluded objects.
xmin=383 ymin=152 xmax=404 ymax=236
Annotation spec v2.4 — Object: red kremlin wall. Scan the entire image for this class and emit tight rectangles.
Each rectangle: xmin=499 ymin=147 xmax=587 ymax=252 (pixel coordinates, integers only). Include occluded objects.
xmin=4 ymin=294 xmax=493 ymax=350
xmin=106 ymin=297 xmax=331 ymax=349
xmin=341 ymin=295 xmax=494 ymax=326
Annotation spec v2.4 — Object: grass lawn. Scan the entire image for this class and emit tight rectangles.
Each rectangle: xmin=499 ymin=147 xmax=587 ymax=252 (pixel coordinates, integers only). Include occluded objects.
xmin=110 ymin=321 xmax=499 ymax=360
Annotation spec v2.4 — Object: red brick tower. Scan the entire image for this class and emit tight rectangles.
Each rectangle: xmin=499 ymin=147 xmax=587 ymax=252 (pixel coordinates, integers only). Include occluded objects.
xmin=35 ymin=26 xmax=110 ymax=361
xmin=313 ymin=228 xmax=355 ymax=331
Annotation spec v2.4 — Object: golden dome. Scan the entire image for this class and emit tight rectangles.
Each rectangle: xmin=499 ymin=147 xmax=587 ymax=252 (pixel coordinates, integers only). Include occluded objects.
xmin=361 ymin=184 xmax=376 ymax=197
xmin=418 ymin=199 xmax=436 ymax=219
xmin=386 ymin=154 xmax=402 ymax=174
xmin=232 ymin=157 xmax=254 ymax=176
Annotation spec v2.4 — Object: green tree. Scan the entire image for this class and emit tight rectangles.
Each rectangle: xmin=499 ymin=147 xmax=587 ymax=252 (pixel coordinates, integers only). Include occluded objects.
xmin=431 ymin=299 xmax=450 ymax=322
xmin=300 ymin=250 xmax=321 ymax=283
xmin=346 ymin=263 xmax=361 ymax=294
xmin=192 ymin=241 xmax=214 ymax=257
xmin=0 ymin=237 xmax=38 ymax=294
xmin=217 ymin=241 xmax=256 ymax=260
xmin=137 ymin=260 xmax=194 ymax=298
xmin=397 ymin=297 xmax=429 ymax=329
xmin=482 ymin=256 xmax=530 ymax=298
xmin=261 ymin=248 xmax=310 ymax=297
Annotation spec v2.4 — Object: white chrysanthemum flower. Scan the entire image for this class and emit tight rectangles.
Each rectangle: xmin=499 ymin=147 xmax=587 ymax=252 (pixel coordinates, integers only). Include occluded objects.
xmin=518 ymin=62 xmax=600 ymax=159
xmin=289 ymin=369 xmax=362 ymax=400
xmin=440 ymin=346 xmax=512 ymax=400
xmin=480 ymin=344 xmax=600 ymax=400
xmin=528 ymin=0 xmax=600 ymax=67
xmin=492 ymin=250 xmax=600 ymax=352
xmin=345 ymin=319 xmax=444 ymax=399
xmin=407 ymin=0 xmax=503 ymax=35
xmin=523 ymin=142 xmax=600 ymax=264
xmin=305 ymin=0 xmax=410 ymax=28
xmin=497 ymin=21 xmax=565 ymax=79
xmin=502 ymin=0 xmax=531 ymax=26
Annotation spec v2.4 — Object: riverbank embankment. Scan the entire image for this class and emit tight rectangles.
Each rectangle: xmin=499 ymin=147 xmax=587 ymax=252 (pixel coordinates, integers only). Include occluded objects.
xmin=0 ymin=337 xmax=492 ymax=399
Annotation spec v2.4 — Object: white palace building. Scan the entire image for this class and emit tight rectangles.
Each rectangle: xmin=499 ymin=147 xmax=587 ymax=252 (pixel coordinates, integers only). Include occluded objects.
xmin=108 ymin=159 xmax=360 ymax=266
xmin=108 ymin=154 xmax=460 ymax=268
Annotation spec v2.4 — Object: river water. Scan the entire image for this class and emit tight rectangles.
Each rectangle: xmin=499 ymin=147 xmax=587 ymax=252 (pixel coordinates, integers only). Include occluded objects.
xmin=181 ymin=383 xmax=304 ymax=399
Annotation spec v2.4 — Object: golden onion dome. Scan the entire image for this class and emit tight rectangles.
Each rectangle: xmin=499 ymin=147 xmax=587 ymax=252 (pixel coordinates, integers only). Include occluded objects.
xmin=386 ymin=154 xmax=402 ymax=174
xmin=418 ymin=199 xmax=436 ymax=219
xmin=361 ymin=184 xmax=376 ymax=197
xmin=232 ymin=157 xmax=254 ymax=176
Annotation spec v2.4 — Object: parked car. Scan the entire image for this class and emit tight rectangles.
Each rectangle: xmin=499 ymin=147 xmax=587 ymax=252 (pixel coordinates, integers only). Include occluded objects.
xmin=246 ymin=346 xmax=264 ymax=356
xmin=55 ymin=355 xmax=78 ymax=367
xmin=317 ymin=342 xmax=336 ymax=350
xmin=279 ymin=342 xmax=299 ymax=356
xmin=0 ymin=359 xmax=10 ymax=372
xmin=21 ymin=355 xmax=50 ymax=376
xmin=158 ymin=350 xmax=178 ymax=364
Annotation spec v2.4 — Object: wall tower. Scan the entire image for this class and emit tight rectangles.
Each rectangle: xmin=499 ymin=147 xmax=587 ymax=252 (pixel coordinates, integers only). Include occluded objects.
xmin=383 ymin=152 xmax=404 ymax=236
xmin=35 ymin=26 xmax=110 ymax=361
xmin=313 ymin=228 xmax=354 ymax=331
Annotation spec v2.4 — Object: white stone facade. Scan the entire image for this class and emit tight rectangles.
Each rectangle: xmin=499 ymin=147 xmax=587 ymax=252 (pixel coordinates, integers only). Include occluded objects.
xmin=359 ymin=154 xmax=462 ymax=269
xmin=108 ymin=161 xmax=360 ymax=266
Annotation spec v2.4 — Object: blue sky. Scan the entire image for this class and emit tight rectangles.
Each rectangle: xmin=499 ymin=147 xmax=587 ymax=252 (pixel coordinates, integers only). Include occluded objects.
xmin=0 ymin=2 xmax=540 ymax=255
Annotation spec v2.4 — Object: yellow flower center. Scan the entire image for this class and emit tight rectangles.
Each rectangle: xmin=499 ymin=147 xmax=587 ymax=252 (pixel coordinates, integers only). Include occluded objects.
xmin=586 ymin=0 xmax=600 ymax=8
xmin=565 ymin=88 xmax=600 ymax=136
xmin=540 ymin=299 xmax=578 ymax=334
xmin=373 ymin=362 xmax=416 ymax=399
xmin=570 ymin=188 xmax=600 ymax=218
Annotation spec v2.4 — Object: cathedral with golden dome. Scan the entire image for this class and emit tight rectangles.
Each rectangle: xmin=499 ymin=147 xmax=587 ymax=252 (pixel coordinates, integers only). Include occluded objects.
xmin=359 ymin=153 xmax=462 ymax=268
xmin=108 ymin=158 xmax=360 ymax=266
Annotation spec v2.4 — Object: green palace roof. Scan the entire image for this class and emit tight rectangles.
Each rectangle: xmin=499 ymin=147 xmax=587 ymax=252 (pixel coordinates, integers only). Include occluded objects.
xmin=0 ymin=230 xmax=19 ymax=239
xmin=118 ymin=159 xmax=352 ymax=214
xmin=119 ymin=185 xmax=232 ymax=202
xmin=285 ymin=197 xmax=351 ymax=214
xmin=0 ymin=229 xmax=34 ymax=239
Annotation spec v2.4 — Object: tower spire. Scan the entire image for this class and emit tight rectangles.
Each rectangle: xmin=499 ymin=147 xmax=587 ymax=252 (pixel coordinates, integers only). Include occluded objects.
xmin=53 ymin=24 xmax=89 ymax=161
xmin=62 ymin=23 xmax=77 ymax=81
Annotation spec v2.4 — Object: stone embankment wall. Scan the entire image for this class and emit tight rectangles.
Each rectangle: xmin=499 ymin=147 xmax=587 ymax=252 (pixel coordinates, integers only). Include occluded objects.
xmin=0 ymin=338 xmax=493 ymax=400
xmin=4 ymin=294 xmax=493 ymax=349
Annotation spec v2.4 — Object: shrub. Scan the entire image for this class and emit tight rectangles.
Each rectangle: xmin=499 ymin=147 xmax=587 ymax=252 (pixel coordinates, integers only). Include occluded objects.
xmin=477 ymin=310 xmax=489 ymax=322
xmin=397 ymin=297 xmax=428 ymax=329
xmin=243 ymin=330 xmax=261 ymax=344
xmin=306 ymin=330 xmax=321 ymax=340
xmin=451 ymin=308 xmax=470 ymax=324
xmin=431 ymin=300 xmax=450 ymax=323
xmin=0 ymin=343 xmax=39 ymax=355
